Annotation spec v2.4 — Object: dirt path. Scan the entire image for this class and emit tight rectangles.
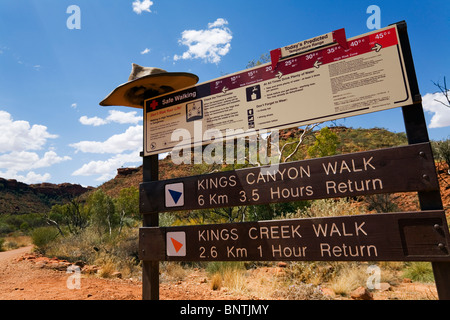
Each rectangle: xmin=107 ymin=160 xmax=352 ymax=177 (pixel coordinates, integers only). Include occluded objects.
xmin=0 ymin=246 xmax=33 ymax=262
xmin=0 ymin=246 xmax=439 ymax=300
xmin=0 ymin=247 xmax=248 ymax=300
xmin=0 ymin=246 xmax=141 ymax=300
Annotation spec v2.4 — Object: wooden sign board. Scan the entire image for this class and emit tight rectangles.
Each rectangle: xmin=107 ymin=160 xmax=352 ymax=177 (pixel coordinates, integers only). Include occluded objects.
xmin=143 ymin=23 xmax=415 ymax=156
xmin=140 ymin=143 xmax=438 ymax=213
xmin=139 ymin=211 xmax=450 ymax=262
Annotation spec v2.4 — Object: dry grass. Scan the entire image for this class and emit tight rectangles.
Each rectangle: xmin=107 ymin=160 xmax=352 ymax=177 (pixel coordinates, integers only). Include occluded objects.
xmin=96 ymin=258 xmax=116 ymax=278
xmin=160 ymin=262 xmax=189 ymax=282
xmin=206 ymin=262 xmax=248 ymax=295
xmin=2 ymin=235 xmax=32 ymax=250
xmin=221 ymin=268 xmax=247 ymax=293
xmin=329 ymin=265 xmax=368 ymax=295
xmin=210 ymin=273 xmax=222 ymax=290
xmin=43 ymin=226 xmax=141 ymax=279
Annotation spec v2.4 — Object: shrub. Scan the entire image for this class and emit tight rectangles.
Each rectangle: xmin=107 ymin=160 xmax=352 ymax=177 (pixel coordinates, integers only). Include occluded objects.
xmin=307 ymin=127 xmax=340 ymax=158
xmin=432 ymin=138 xmax=450 ymax=171
xmin=44 ymin=226 xmax=141 ymax=278
xmin=329 ymin=264 xmax=369 ymax=295
xmin=31 ymin=227 xmax=59 ymax=251
xmin=283 ymin=198 xmax=364 ymax=219
xmin=366 ymin=194 xmax=398 ymax=213
xmin=403 ymin=262 xmax=434 ymax=283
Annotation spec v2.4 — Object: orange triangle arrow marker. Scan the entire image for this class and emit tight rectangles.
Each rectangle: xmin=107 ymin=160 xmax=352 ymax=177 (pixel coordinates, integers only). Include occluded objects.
xmin=170 ymin=237 xmax=183 ymax=253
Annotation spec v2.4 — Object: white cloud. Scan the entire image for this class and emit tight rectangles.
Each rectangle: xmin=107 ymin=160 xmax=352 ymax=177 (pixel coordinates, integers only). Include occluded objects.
xmin=23 ymin=172 xmax=52 ymax=184
xmin=174 ymin=18 xmax=232 ymax=64
xmin=70 ymin=125 xmax=143 ymax=154
xmin=0 ymin=151 xmax=40 ymax=172
xmin=106 ymin=110 xmax=142 ymax=124
xmin=72 ymin=151 xmax=141 ymax=182
xmin=79 ymin=110 xmax=142 ymax=126
xmin=141 ymin=48 xmax=151 ymax=55
xmin=79 ymin=115 xmax=107 ymax=126
xmin=422 ymin=91 xmax=450 ymax=128
xmin=0 ymin=151 xmax=70 ymax=172
xmin=0 ymin=110 xmax=71 ymax=184
xmin=0 ymin=170 xmax=52 ymax=184
xmin=0 ymin=110 xmax=58 ymax=153
xmin=72 ymin=111 xmax=144 ymax=182
xmin=132 ymin=0 xmax=153 ymax=14
xmin=71 ymin=103 xmax=77 ymax=109
xmin=208 ymin=18 xmax=228 ymax=28
xmin=32 ymin=151 xmax=72 ymax=169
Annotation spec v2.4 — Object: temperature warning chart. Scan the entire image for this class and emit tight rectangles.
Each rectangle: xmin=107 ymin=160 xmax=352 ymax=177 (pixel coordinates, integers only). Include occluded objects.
xmin=144 ymin=25 xmax=413 ymax=156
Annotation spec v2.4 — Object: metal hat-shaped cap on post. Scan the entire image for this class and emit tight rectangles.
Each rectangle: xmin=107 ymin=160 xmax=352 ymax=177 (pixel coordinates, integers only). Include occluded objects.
xmin=100 ymin=63 xmax=199 ymax=108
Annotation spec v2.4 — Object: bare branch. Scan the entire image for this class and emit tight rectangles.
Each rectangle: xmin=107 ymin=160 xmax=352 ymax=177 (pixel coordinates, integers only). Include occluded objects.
xmin=434 ymin=99 xmax=450 ymax=108
xmin=44 ymin=215 xmax=64 ymax=237
xmin=283 ymin=123 xmax=322 ymax=162
xmin=432 ymin=77 xmax=450 ymax=108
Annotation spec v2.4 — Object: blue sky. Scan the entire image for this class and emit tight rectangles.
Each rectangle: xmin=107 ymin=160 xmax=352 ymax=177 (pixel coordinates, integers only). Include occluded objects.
xmin=0 ymin=0 xmax=449 ymax=187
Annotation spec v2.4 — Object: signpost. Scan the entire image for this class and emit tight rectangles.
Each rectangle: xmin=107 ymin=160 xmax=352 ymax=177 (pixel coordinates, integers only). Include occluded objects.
xmin=136 ymin=21 xmax=450 ymax=300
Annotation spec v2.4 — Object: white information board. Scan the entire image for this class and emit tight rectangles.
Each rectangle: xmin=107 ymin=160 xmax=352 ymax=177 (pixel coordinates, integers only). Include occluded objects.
xmin=144 ymin=24 xmax=412 ymax=156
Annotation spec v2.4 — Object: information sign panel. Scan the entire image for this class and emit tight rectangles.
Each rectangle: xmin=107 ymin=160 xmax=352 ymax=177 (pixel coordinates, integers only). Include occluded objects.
xmin=144 ymin=24 xmax=414 ymax=156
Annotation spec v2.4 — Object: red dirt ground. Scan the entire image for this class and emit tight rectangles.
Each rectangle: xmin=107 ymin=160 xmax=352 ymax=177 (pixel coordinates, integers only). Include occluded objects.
xmin=0 ymin=246 xmax=439 ymax=300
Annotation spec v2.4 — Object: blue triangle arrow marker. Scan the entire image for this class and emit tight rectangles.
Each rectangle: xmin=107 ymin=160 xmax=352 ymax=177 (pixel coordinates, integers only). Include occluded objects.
xmin=168 ymin=189 xmax=183 ymax=204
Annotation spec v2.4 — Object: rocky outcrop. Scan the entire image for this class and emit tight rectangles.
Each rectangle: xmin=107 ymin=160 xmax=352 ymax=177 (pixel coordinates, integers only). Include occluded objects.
xmin=0 ymin=177 xmax=93 ymax=215
xmin=116 ymin=167 xmax=140 ymax=177
xmin=0 ymin=178 xmax=91 ymax=196
xmin=30 ymin=182 xmax=92 ymax=197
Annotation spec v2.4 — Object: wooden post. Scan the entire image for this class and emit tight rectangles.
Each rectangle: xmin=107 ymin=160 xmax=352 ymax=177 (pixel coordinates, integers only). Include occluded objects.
xmin=402 ymin=103 xmax=450 ymax=300
xmin=396 ymin=21 xmax=450 ymax=299
xmin=141 ymin=154 xmax=159 ymax=300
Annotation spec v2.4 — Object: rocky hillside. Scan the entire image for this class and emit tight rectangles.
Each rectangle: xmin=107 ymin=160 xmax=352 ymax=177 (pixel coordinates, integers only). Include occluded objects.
xmin=97 ymin=161 xmax=195 ymax=198
xmin=0 ymin=178 xmax=93 ymax=215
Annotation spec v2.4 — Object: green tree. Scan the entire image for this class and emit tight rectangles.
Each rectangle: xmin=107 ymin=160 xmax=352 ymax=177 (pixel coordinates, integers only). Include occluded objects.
xmin=86 ymin=189 xmax=116 ymax=236
xmin=115 ymin=186 xmax=140 ymax=234
xmin=48 ymin=199 xmax=88 ymax=235
xmin=246 ymin=53 xmax=271 ymax=69
xmin=307 ymin=127 xmax=340 ymax=158
xmin=433 ymin=138 xmax=450 ymax=174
